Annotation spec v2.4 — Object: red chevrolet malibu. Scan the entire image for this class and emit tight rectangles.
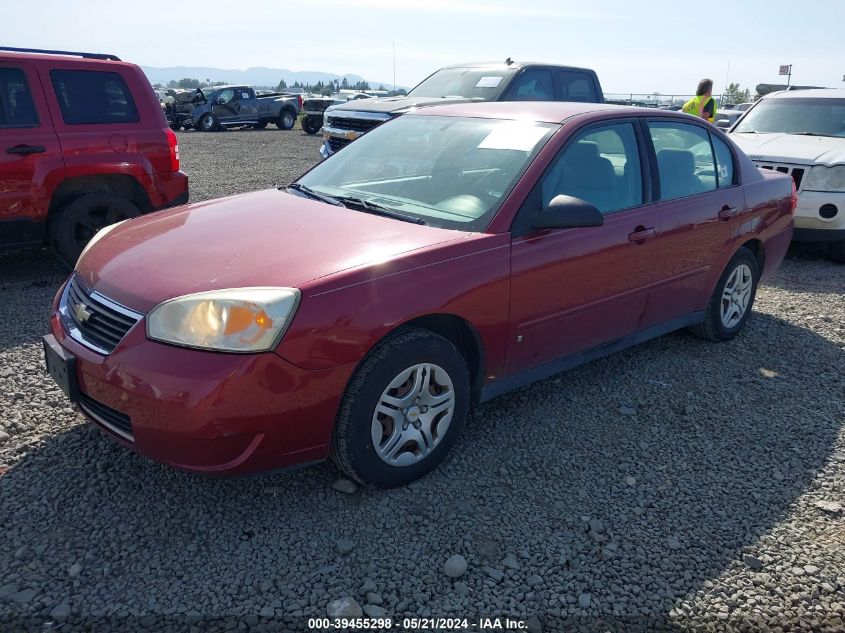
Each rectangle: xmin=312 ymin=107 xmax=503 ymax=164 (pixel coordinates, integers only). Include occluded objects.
xmin=44 ymin=102 xmax=795 ymax=487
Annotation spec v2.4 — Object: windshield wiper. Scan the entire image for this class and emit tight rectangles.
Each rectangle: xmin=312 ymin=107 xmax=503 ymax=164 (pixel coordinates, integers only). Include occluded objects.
xmin=795 ymin=131 xmax=834 ymax=137
xmin=334 ymin=196 xmax=428 ymax=225
xmin=285 ymin=183 xmax=345 ymax=207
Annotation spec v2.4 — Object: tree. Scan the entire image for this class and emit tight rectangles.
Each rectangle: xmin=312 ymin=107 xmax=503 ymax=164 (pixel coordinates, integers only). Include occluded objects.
xmin=276 ymin=79 xmax=287 ymax=91
xmin=722 ymin=82 xmax=751 ymax=105
xmin=341 ymin=77 xmax=349 ymax=89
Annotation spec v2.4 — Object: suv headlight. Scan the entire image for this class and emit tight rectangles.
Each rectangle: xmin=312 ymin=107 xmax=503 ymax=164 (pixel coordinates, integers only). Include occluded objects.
xmin=804 ymin=165 xmax=845 ymax=192
xmin=147 ymin=287 xmax=300 ymax=352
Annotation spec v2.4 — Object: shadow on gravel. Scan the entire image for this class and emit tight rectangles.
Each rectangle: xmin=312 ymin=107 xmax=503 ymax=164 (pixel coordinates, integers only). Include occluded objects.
xmin=0 ymin=313 xmax=843 ymax=632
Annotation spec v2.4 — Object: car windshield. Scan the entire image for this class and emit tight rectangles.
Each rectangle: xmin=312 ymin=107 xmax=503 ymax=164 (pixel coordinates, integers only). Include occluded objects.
xmin=408 ymin=68 xmax=514 ymax=100
xmin=734 ymin=97 xmax=845 ymax=137
xmin=295 ymin=115 xmax=557 ymax=231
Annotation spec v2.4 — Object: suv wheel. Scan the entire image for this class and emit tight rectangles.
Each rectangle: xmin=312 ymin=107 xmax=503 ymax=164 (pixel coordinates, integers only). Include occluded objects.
xmin=277 ymin=110 xmax=296 ymax=130
xmin=50 ymin=193 xmax=140 ymax=269
xmin=689 ymin=247 xmax=759 ymax=342
xmin=330 ymin=328 xmax=470 ymax=488
xmin=829 ymin=240 xmax=845 ymax=264
xmin=198 ymin=113 xmax=219 ymax=132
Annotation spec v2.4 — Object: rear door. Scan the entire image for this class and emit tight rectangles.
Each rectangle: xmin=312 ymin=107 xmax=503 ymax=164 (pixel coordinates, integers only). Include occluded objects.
xmin=639 ymin=119 xmax=745 ymax=327
xmin=0 ymin=61 xmax=63 ymax=246
xmin=507 ymin=120 xmax=659 ymax=373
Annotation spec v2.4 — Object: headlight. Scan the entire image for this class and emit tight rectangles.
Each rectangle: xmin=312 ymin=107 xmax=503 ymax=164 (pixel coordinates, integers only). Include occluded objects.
xmin=804 ymin=165 xmax=845 ymax=192
xmin=147 ymin=287 xmax=300 ymax=352
xmin=76 ymin=220 xmax=127 ymax=268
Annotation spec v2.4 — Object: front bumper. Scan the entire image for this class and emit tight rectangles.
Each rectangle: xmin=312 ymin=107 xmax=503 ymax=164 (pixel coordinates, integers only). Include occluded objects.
xmin=793 ymin=190 xmax=845 ymax=237
xmin=48 ymin=297 xmax=352 ymax=476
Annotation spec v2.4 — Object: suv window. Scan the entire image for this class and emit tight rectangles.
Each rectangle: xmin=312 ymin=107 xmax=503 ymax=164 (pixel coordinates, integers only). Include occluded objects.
xmin=505 ymin=69 xmax=555 ymax=101
xmin=50 ymin=70 xmax=139 ymax=125
xmin=554 ymin=70 xmax=597 ymax=102
xmin=648 ymin=121 xmax=717 ymax=200
xmin=0 ymin=68 xmax=39 ymax=128
xmin=540 ymin=122 xmax=643 ymax=213
xmin=215 ymin=89 xmax=235 ymax=105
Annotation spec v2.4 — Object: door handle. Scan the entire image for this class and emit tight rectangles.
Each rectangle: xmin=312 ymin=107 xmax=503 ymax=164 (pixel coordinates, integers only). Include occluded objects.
xmin=628 ymin=226 xmax=657 ymax=243
xmin=718 ymin=205 xmax=739 ymax=220
xmin=6 ymin=145 xmax=46 ymax=155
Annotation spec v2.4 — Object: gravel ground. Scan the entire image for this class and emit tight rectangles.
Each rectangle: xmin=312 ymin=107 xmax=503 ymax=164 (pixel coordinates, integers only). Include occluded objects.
xmin=1 ymin=129 xmax=844 ymax=632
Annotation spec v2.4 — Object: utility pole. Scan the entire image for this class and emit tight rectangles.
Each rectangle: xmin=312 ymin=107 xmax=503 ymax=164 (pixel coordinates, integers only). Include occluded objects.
xmin=393 ymin=40 xmax=396 ymax=96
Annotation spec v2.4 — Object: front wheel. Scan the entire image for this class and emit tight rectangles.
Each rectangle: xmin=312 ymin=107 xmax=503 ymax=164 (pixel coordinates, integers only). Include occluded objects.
xmin=829 ymin=240 xmax=845 ymax=264
xmin=198 ymin=113 xmax=219 ymax=132
xmin=689 ymin=247 xmax=759 ymax=342
xmin=301 ymin=115 xmax=321 ymax=135
xmin=330 ymin=328 xmax=470 ymax=488
xmin=277 ymin=109 xmax=296 ymax=130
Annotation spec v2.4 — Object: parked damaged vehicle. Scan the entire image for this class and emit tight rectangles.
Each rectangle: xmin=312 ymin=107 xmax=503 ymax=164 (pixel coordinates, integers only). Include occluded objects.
xmin=166 ymin=85 xmax=302 ymax=132
xmin=301 ymin=96 xmax=335 ymax=135
xmin=44 ymin=102 xmax=795 ymax=487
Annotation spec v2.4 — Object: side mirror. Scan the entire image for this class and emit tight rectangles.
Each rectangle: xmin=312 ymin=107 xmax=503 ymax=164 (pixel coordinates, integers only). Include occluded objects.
xmin=531 ymin=195 xmax=604 ymax=230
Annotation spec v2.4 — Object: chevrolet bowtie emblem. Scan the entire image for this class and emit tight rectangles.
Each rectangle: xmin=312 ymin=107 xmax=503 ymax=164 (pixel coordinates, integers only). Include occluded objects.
xmin=72 ymin=301 xmax=92 ymax=323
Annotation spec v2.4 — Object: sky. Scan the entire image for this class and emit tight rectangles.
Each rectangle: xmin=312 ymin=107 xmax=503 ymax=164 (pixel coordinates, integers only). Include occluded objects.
xmin=3 ymin=0 xmax=844 ymax=96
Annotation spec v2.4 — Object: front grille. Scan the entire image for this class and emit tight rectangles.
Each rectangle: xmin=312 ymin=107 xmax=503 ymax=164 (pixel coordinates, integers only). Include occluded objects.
xmin=78 ymin=393 xmax=134 ymax=441
xmin=64 ymin=276 xmax=142 ymax=354
xmin=326 ymin=116 xmax=384 ymax=133
xmin=328 ymin=136 xmax=351 ymax=153
xmin=755 ymin=162 xmax=806 ymax=191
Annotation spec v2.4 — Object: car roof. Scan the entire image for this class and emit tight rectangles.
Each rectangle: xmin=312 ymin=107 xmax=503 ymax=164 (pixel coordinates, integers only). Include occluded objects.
xmin=440 ymin=61 xmax=595 ymax=73
xmin=764 ymin=88 xmax=845 ymax=99
xmin=403 ymin=101 xmax=687 ymax=124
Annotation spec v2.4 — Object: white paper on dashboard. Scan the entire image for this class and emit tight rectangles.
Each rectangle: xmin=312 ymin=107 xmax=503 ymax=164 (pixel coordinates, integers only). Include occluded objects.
xmin=475 ymin=76 xmax=503 ymax=88
xmin=478 ymin=124 xmax=548 ymax=151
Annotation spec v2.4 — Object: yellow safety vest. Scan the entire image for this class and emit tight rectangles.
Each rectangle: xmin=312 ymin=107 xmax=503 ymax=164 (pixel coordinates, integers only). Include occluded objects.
xmin=681 ymin=95 xmax=717 ymax=123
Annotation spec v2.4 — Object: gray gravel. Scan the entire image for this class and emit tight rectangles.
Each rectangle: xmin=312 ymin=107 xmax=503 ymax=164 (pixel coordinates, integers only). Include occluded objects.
xmin=1 ymin=129 xmax=844 ymax=631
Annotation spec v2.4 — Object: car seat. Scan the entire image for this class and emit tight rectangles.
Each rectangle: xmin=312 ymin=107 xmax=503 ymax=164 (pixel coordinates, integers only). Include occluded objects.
xmin=656 ymin=149 xmax=705 ymax=199
xmin=550 ymin=141 xmax=618 ymax=212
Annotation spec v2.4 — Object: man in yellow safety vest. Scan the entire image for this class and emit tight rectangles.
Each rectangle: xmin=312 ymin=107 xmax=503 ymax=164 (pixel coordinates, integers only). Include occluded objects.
xmin=681 ymin=79 xmax=717 ymax=123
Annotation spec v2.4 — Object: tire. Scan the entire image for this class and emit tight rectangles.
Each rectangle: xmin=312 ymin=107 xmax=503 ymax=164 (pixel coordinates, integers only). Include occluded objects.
xmin=277 ymin=109 xmax=296 ymax=130
xmin=198 ymin=113 xmax=219 ymax=132
xmin=330 ymin=328 xmax=470 ymax=488
xmin=829 ymin=240 xmax=845 ymax=264
xmin=169 ymin=122 xmax=181 ymax=131
xmin=689 ymin=247 xmax=759 ymax=342
xmin=301 ymin=116 xmax=321 ymax=135
xmin=50 ymin=193 xmax=140 ymax=270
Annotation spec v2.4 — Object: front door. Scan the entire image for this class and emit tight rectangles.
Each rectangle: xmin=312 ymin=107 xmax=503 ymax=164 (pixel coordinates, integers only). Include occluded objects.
xmin=212 ymin=88 xmax=237 ymax=123
xmin=0 ymin=62 xmax=62 ymax=246
xmin=507 ymin=120 xmax=658 ymax=374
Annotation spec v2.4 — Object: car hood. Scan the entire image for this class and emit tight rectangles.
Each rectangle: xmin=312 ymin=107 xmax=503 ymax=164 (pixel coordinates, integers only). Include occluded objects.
xmin=730 ymin=133 xmax=845 ymax=166
xmin=76 ymin=189 xmax=466 ymax=313
xmin=327 ymin=95 xmax=473 ymax=115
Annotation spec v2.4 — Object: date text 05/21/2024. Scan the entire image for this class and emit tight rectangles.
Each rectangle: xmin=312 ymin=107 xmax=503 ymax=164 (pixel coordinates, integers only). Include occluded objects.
xmin=307 ymin=617 xmax=529 ymax=630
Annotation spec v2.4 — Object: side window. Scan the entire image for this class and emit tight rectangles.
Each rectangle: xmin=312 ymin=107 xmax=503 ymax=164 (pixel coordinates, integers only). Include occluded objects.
xmin=505 ymin=70 xmax=554 ymax=101
xmin=554 ymin=71 xmax=597 ymax=103
xmin=0 ymin=67 xmax=39 ymax=128
xmin=540 ymin=122 xmax=643 ymax=213
xmin=648 ymin=121 xmax=717 ymax=200
xmin=711 ymin=134 xmax=735 ymax=188
xmin=216 ymin=89 xmax=235 ymax=105
xmin=50 ymin=70 xmax=139 ymax=125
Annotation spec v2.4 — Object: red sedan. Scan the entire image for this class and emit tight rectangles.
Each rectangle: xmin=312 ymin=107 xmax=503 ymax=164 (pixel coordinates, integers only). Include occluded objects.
xmin=44 ymin=102 xmax=795 ymax=487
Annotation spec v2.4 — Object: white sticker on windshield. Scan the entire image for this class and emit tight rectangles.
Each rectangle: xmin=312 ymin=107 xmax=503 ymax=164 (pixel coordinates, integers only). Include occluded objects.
xmin=478 ymin=123 xmax=548 ymax=152
xmin=475 ymin=76 xmax=503 ymax=88
xmin=241 ymin=92 xmax=250 ymax=99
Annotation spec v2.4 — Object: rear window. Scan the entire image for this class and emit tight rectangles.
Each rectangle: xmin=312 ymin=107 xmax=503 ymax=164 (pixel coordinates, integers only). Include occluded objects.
xmin=555 ymin=70 xmax=597 ymax=102
xmin=0 ymin=68 xmax=39 ymax=128
xmin=50 ymin=70 xmax=139 ymax=125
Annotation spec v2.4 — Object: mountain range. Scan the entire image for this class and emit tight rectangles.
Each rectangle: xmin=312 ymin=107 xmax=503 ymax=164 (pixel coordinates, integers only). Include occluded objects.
xmin=142 ymin=65 xmax=399 ymax=89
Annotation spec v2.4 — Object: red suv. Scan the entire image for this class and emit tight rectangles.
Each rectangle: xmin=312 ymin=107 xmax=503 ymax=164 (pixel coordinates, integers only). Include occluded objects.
xmin=0 ymin=47 xmax=188 ymax=267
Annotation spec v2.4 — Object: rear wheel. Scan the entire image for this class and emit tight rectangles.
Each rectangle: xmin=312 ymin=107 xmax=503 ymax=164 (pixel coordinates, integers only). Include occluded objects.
xmin=829 ymin=240 xmax=845 ymax=264
xmin=330 ymin=328 xmax=469 ymax=488
xmin=301 ymin=115 xmax=321 ymax=135
xmin=277 ymin=109 xmax=296 ymax=130
xmin=198 ymin=113 xmax=219 ymax=132
xmin=689 ymin=247 xmax=759 ymax=342
xmin=50 ymin=193 xmax=140 ymax=269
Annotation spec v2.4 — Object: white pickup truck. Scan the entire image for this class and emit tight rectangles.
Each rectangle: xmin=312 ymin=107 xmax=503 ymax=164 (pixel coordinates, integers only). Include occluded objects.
xmin=729 ymin=89 xmax=845 ymax=263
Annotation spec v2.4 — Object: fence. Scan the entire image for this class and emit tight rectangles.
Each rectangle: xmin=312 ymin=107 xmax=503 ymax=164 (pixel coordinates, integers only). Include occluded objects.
xmin=604 ymin=93 xmax=726 ymax=108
